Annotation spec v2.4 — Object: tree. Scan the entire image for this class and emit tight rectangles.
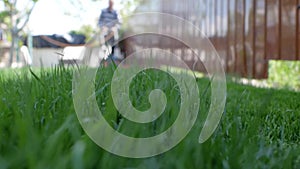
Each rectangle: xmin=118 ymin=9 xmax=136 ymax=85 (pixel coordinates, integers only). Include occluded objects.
xmin=69 ymin=25 xmax=95 ymax=41
xmin=0 ymin=0 xmax=38 ymax=66
xmin=0 ymin=0 xmax=140 ymax=67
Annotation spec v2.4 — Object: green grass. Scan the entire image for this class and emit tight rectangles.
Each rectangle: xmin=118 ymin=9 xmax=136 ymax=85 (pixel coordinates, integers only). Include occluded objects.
xmin=0 ymin=65 xmax=299 ymax=169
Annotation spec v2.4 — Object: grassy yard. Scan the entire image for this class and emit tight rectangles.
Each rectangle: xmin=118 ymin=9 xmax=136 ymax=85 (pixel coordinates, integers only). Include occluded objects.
xmin=0 ymin=66 xmax=299 ymax=169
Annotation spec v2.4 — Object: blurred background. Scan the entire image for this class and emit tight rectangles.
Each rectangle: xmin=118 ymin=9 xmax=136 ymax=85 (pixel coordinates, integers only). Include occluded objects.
xmin=0 ymin=0 xmax=299 ymax=90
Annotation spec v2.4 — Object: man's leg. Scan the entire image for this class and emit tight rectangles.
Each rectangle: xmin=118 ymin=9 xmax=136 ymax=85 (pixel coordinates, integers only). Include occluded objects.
xmin=112 ymin=44 xmax=115 ymax=56
xmin=107 ymin=36 xmax=115 ymax=57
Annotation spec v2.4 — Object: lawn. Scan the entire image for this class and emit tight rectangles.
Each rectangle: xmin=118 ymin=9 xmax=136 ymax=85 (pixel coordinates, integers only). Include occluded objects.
xmin=0 ymin=65 xmax=299 ymax=169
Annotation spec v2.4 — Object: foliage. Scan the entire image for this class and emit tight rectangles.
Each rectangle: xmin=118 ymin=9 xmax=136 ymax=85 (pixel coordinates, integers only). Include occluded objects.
xmin=0 ymin=0 xmax=38 ymax=34
xmin=0 ymin=66 xmax=299 ymax=168
xmin=0 ymin=0 xmax=38 ymax=66
xmin=69 ymin=25 xmax=95 ymax=40
xmin=268 ymin=60 xmax=300 ymax=91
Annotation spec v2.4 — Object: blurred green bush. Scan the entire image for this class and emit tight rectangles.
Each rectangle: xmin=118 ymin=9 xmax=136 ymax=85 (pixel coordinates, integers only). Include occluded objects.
xmin=268 ymin=60 xmax=300 ymax=91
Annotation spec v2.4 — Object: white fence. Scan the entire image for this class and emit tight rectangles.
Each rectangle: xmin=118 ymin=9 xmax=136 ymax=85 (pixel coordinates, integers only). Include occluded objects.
xmin=21 ymin=46 xmax=101 ymax=67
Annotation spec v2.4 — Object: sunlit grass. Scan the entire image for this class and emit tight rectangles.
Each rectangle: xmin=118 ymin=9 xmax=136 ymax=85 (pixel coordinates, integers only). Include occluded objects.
xmin=0 ymin=65 xmax=299 ymax=169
